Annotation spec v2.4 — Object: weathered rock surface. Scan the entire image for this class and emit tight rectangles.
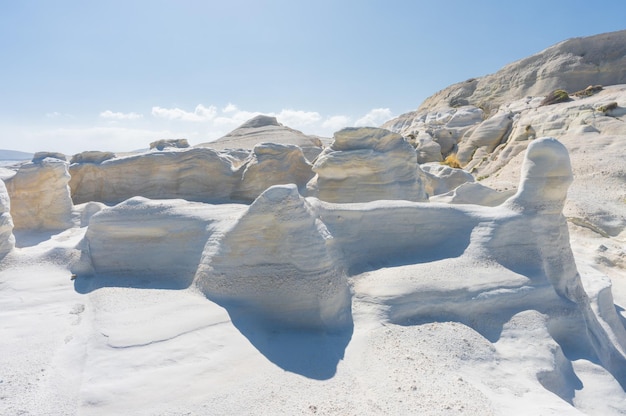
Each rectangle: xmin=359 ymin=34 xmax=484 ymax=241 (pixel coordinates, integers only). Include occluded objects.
xmin=397 ymin=30 xmax=626 ymax=118
xmin=32 ymin=151 xmax=67 ymax=163
xmin=429 ymin=182 xmax=514 ymax=206
xmin=196 ymin=115 xmax=328 ymax=162
xmin=456 ymin=111 xmax=513 ymax=166
xmin=74 ymin=197 xmax=247 ymax=284
xmin=307 ymin=127 xmax=428 ymax=203
xmin=231 ymin=143 xmax=315 ymax=203
xmin=70 ymin=151 xmax=116 ymax=164
xmin=197 ymin=185 xmax=350 ymax=331
xmin=0 ymin=180 xmax=14 ymax=256
xmin=420 ymin=163 xmax=475 ymax=197
xmin=150 ymin=139 xmax=190 ymax=150
xmin=69 ymin=148 xmax=239 ymax=205
xmin=4 ymin=158 xmax=73 ymax=230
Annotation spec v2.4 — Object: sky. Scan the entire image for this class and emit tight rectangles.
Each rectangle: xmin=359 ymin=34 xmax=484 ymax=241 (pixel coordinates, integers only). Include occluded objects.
xmin=0 ymin=0 xmax=625 ymax=155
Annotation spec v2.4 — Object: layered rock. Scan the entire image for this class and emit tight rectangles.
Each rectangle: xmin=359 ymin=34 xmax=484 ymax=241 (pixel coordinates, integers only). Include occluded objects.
xmin=74 ymin=197 xmax=247 ymax=285
xmin=429 ymin=182 xmax=514 ymax=206
xmin=401 ymin=30 xmax=626 ymax=116
xmin=420 ymin=163 xmax=475 ymax=197
xmin=197 ymin=184 xmax=350 ymax=331
xmin=196 ymin=115 xmax=328 ymax=162
xmin=230 ymin=143 xmax=315 ymax=203
xmin=69 ymin=148 xmax=239 ymax=205
xmin=0 ymin=180 xmax=14 ymax=256
xmin=455 ymin=111 xmax=513 ymax=166
xmin=307 ymin=127 xmax=428 ymax=203
xmin=4 ymin=158 xmax=73 ymax=230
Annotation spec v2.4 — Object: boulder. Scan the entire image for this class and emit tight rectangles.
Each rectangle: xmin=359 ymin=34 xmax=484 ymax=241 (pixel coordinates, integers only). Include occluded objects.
xmin=420 ymin=163 xmax=475 ymax=197
xmin=413 ymin=133 xmax=443 ymax=163
xmin=307 ymin=127 xmax=428 ymax=203
xmin=69 ymin=148 xmax=239 ymax=205
xmin=74 ymin=197 xmax=247 ymax=285
xmin=70 ymin=151 xmax=116 ymax=164
xmin=197 ymin=184 xmax=351 ymax=331
xmin=32 ymin=151 xmax=67 ymax=163
xmin=4 ymin=159 xmax=73 ymax=230
xmin=230 ymin=143 xmax=315 ymax=203
xmin=150 ymin=139 xmax=190 ymax=151
xmin=456 ymin=112 xmax=513 ymax=166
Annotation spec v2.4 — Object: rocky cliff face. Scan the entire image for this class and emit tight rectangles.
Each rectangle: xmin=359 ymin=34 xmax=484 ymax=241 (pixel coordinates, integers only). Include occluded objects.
xmin=385 ymin=29 xmax=626 ymax=127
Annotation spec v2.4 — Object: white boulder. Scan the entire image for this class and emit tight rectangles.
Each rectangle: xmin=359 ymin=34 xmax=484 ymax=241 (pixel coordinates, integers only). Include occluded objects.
xmin=69 ymin=148 xmax=239 ymax=205
xmin=307 ymin=127 xmax=428 ymax=203
xmin=197 ymin=184 xmax=351 ymax=331
xmin=231 ymin=143 xmax=315 ymax=203
xmin=4 ymin=158 xmax=73 ymax=230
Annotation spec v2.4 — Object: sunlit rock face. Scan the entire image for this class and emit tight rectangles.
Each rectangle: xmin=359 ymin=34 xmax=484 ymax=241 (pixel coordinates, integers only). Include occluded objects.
xmin=69 ymin=148 xmax=239 ymax=205
xmin=197 ymin=184 xmax=351 ymax=331
xmin=0 ymin=180 xmax=14 ymax=256
xmin=306 ymin=127 xmax=428 ymax=203
xmin=420 ymin=163 xmax=475 ymax=197
xmin=4 ymin=158 xmax=73 ymax=230
xmin=230 ymin=143 xmax=315 ymax=203
xmin=76 ymin=197 xmax=247 ymax=285
xmin=196 ymin=115 xmax=328 ymax=163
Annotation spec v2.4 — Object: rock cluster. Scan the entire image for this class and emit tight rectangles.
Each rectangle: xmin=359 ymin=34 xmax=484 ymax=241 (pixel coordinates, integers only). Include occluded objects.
xmin=307 ymin=127 xmax=428 ymax=203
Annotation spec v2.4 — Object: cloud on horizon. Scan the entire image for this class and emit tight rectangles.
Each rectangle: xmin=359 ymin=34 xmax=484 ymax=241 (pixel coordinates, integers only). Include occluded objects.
xmin=100 ymin=110 xmax=143 ymax=120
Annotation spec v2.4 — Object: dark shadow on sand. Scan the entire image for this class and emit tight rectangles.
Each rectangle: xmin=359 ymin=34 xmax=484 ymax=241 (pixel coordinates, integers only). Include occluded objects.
xmin=73 ymin=273 xmax=193 ymax=294
xmin=214 ymin=301 xmax=353 ymax=381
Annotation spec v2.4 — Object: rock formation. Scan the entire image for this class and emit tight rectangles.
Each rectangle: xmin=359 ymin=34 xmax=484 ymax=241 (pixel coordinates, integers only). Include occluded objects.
xmin=4 ymin=158 xmax=73 ymax=230
xmin=69 ymin=148 xmax=239 ymax=205
xmin=306 ymin=127 xmax=428 ymax=203
xmin=230 ymin=143 xmax=315 ymax=203
xmin=0 ymin=180 xmax=14 ymax=256
xmin=197 ymin=185 xmax=351 ymax=331
xmin=75 ymin=197 xmax=247 ymax=286
xmin=196 ymin=115 xmax=328 ymax=162
xmin=388 ymin=29 xmax=626 ymax=120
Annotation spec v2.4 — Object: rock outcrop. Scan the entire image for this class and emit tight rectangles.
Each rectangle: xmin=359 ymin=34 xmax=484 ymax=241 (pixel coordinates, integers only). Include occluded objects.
xmin=230 ymin=143 xmax=315 ymax=203
xmin=306 ymin=127 xmax=428 ymax=203
xmin=196 ymin=115 xmax=328 ymax=162
xmin=4 ymin=158 xmax=73 ymax=230
xmin=393 ymin=30 xmax=626 ymax=118
xmin=0 ymin=180 xmax=14 ymax=256
xmin=197 ymin=185 xmax=351 ymax=331
xmin=69 ymin=148 xmax=239 ymax=205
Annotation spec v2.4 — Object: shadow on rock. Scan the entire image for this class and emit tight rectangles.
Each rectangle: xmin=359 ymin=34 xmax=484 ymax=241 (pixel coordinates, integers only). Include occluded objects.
xmin=73 ymin=273 xmax=193 ymax=294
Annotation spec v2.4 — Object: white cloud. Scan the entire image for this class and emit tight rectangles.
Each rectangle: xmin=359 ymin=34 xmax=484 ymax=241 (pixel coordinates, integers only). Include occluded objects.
xmin=99 ymin=110 xmax=143 ymax=120
xmin=354 ymin=108 xmax=393 ymax=127
xmin=151 ymin=104 xmax=217 ymax=122
xmin=222 ymin=103 xmax=238 ymax=113
xmin=321 ymin=115 xmax=351 ymax=132
xmin=275 ymin=109 xmax=322 ymax=129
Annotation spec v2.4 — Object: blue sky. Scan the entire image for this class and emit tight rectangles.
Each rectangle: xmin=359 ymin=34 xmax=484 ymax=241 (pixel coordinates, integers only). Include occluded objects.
xmin=1 ymin=1 xmax=625 ymax=154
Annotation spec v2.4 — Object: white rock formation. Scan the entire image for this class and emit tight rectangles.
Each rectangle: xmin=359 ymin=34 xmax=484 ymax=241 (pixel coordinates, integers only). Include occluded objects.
xmin=197 ymin=185 xmax=351 ymax=331
xmin=306 ymin=127 xmax=428 ymax=203
xmin=74 ymin=197 xmax=247 ymax=285
xmin=4 ymin=158 xmax=73 ymax=230
xmin=389 ymin=30 xmax=626 ymax=118
xmin=69 ymin=148 xmax=239 ymax=205
xmin=456 ymin=111 xmax=513 ymax=166
xmin=196 ymin=115 xmax=328 ymax=162
xmin=0 ymin=180 xmax=14 ymax=256
xmin=420 ymin=163 xmax=475 ymax=197
xmin=410 ymin=133 xmax=443 ymax=163
xmin=230 ymin=143 xmax=315 ymax=203
xmin=429 ymin=181 xmax=514 ymax=206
